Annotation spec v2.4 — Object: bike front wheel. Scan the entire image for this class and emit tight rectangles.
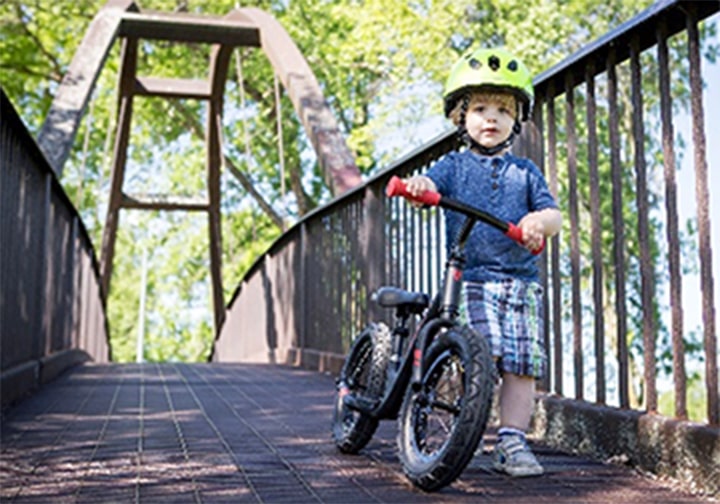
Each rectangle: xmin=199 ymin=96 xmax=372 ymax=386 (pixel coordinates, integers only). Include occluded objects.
xmin=397 ymin=325 xmax=494 ymax=491
xmin=332 ymin=323 xmax=391 ymax=454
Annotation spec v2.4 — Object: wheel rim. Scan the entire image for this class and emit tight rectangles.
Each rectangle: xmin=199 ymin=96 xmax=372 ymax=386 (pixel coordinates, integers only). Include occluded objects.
xmin=410 ymin=348 xmax=465 ymax=460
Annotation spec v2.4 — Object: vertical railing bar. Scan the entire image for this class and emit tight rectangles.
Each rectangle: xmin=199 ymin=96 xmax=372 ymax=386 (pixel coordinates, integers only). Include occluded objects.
xmin=396 ymin=195 xmax=402 ymax=289
xmin=565 ymin=74 xmax=583 ymax=400
xmin=350 ymin=201 xmax=357 ymax=336
xmin=344 ymin=205 xmax=350 ymax=340
xmin=434 ymin=202 xmax=442 ymax=300
xmin=337 ymin=210 xmax=345 ymax=345
xmin=386 ymin=197 xmax=393 ymax=289
xmin=586 ymin=60 xmax=606 ymax=405
xmin=630 ymin=34 xmax=657 ymax=413
xmin=305 ymin=224 xmax=313 ymax=348
xmin=657 ymin=17 xmax=685 ymax=423
xmin=40 ymin=175 xmax=52 ymax=359
xmin=68 ymin=216 xmax=78 ymax=348
xmin=312 ymin=221 xmax=319 ymax=342
xmin=327 ymin=217 xmax=333 ymax=344
xmin=336 ymin=209 xmax=342 ymax=344
xmin=686 ymin=5 xmax=717 ymax=425
xmin=411 ymin=200 xmax=417 ymax=293
xmin=390 ymin=197 xmax=398 ymax=288
xmin=546 ymin=85 xmax=563 ymax=396
xmin=359 ymin=198 xmax=366 ymax=334
xmin=358 ymin=199 xmax=365 ymax=334
xmin=391 ymin=197 xmax=397 ymax=288
xmin=425 ymin=201 xmax=432 ymax=295
xmin=416 ymin=198 xmax=423 ymax=293
xmin=402 ymin=199 xmax=409 ymax=290
xmin=333 ymin=214 xmax=340 ymax=343
xmin=607 ymin=49 xmax=630 ymax=409
xmin=351 ymin=202 xmax=357 ymax=339
xmin=532 ymin=96 xmax=551 ymax=393
xmin=299 ymin=222 xmax=307 ymax=351
xmin=408 ymin=199 xmax=415 ymax=291
xmin=351 ymin=202 xmax=358 ymax=339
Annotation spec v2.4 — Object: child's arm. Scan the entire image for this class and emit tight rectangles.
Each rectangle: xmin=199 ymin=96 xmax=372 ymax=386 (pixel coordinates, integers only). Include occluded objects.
xmin=517 ymin=208 xmax=562 ymax=252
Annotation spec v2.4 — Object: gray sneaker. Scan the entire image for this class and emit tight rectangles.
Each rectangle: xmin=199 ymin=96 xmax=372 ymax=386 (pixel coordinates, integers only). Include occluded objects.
xmin=493 ymin=434 xmax=544 ymax=477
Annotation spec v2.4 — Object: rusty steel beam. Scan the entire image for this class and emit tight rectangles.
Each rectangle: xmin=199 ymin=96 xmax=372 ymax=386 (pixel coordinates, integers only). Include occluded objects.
xmin=206 ymin=43 xmax=231 ymax=333
xmin=38 ymin=0 xmax=138 ymax=177
xmin=226 ymin=7 xmax=362 ymax=197
xmin=120 ymin=194 xmax=210 ymax=211
xmin=100 ymin=36 xmax=138 ymax=297
xmin=119 ymin=11 xmax=260 ymax=46
xmin=134 ymin=77 xmax=210 ymax=100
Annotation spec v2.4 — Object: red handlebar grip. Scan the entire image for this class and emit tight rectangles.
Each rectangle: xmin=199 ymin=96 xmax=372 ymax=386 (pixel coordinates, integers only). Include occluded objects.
xmin=506 ymin=223 xmax=545 ymax=255
xmin=386 ymin=176 xmax=441 ymax=206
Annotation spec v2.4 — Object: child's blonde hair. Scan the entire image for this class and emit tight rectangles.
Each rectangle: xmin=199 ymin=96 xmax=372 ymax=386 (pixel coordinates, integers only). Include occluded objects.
xmin=448 ymin=90 xmax=518 ymax=126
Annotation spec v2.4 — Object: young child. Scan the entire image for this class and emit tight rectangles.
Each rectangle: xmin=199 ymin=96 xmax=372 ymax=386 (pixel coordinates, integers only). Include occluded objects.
xmin=404 ymin=47 xmax=562 ymax=477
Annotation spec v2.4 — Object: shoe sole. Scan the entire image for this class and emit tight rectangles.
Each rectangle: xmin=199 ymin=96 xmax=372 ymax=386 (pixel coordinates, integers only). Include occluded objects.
xmin=492 ymin=461 xmax=544 ymax=477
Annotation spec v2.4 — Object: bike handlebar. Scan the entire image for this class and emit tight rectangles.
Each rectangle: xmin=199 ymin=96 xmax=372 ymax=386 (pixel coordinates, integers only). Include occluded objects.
xmin=385 ymin=175 xmax=544 ymax=255
xmin=385 ymin=175 xmax=442 ymax=206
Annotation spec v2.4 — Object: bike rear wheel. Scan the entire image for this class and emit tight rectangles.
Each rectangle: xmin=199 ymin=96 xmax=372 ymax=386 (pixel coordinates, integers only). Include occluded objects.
xmin=332 ymin=323 xmax=391 ymax=454
xmin=397 ymin=325 xmax=494 ymax=491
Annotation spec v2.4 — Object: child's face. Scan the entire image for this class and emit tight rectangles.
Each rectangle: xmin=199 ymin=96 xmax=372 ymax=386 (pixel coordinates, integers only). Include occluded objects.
xmin=464 ymin=93 xmax=516 ymax=152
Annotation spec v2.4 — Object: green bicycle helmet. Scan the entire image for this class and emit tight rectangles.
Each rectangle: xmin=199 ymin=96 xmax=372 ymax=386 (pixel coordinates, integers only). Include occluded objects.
xmin=443 ymin=47 xmax=534 ymax=121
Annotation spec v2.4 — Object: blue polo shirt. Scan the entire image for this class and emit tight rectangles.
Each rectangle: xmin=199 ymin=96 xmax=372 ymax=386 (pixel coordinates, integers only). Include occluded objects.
xmin=426 ymin=149 xmax=557 ymax=283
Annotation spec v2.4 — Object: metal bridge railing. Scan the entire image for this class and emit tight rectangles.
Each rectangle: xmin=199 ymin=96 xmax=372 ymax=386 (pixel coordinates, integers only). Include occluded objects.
xmin=1 ymin=89 xmax=110 ymax=408
xmin=215 ymin=0 xmax=718 ymax=427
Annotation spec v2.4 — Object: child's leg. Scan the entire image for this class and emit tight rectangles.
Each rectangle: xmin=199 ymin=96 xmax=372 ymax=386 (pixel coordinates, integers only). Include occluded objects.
xmin=499 ymin=372 xmax=535 ymax=430
xmin=493 ymin=372 xmax=543 ymax=476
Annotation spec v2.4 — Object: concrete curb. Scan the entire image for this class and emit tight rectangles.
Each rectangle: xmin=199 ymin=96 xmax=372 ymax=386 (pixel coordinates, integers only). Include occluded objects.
xmin=531 ymin=394 xmax=719 ymax=498
xmin=1 ymin=349 xmax=91 ymax=409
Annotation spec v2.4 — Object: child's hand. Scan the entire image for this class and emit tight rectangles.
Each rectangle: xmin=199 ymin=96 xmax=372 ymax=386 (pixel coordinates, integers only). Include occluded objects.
xmin=517 ymin=213 xmax=545 ymax=252
xmin=404 ymin=175 xmax=437 ymax=200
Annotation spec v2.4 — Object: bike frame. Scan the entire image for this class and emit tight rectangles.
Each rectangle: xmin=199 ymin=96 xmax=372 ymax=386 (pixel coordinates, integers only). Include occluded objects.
xmin=345 ymin=176 xmax=538 ymax=420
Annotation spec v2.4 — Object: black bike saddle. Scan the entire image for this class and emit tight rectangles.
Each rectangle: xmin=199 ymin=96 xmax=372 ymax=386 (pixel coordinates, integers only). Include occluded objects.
xmin=372 ymin=286 xmax=430 ymax=314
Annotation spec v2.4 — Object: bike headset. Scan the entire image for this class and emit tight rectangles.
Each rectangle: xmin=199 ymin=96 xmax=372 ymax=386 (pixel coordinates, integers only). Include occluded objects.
xmin=443 ymin=47 xmax=534 ymax=156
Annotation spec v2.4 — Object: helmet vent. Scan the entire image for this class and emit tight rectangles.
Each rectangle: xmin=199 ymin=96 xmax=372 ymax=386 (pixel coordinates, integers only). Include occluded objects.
xmin=508 ymin=60 xmax=518 ymax=71
xmin=469 ymin=58 xmax=481 ymax=69
xmin=488 ymin=55 xmax=500 ymax=71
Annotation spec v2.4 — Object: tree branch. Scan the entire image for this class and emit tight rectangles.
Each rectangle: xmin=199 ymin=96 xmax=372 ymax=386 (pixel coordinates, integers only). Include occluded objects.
xmin=14 ymin=3 xmax=65 ymax=82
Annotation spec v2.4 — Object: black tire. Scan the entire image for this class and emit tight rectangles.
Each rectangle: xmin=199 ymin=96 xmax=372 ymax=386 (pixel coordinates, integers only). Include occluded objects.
xmin=397 ymin=325 xmax=494 ymax=491
xmin=332 ymin=323 xmax=391 ymax=454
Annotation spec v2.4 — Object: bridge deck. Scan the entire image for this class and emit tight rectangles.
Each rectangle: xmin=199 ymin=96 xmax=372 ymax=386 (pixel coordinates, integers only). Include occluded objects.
xmin=0 ymin=363 xmax=709 ymax=503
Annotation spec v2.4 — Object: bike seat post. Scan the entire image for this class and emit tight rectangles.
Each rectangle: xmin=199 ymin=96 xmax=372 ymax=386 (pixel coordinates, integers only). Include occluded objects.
xmin=391 ymin=311 xmax=410 ymax=369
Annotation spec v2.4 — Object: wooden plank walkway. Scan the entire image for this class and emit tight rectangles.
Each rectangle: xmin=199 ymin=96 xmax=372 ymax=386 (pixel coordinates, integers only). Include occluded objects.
xmin=0 ymin=363 xmax=711 ymax=503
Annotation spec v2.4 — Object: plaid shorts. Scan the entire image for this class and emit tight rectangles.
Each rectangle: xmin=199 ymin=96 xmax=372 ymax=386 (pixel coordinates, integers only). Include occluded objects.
xmin=460 ymin=278 xmax=547 ymax=379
